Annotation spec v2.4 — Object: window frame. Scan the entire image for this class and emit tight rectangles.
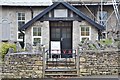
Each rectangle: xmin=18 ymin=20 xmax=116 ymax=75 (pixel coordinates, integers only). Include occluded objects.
xmin=32 ymin=27 xmax=42 ymax=46
xmin=54 ymin=9 xmax=68 ymax=18
xmin=17 ymin=12 xmax=25 ymax=28
xmin=80 ymin=25 xmax=91 ymax=41
xmin=17 ymin=12 xmax=25 ymax=41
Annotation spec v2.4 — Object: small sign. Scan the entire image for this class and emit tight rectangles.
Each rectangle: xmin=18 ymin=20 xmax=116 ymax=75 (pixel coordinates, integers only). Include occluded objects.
xmin=51 ymin=41 xmax=61 ymax=54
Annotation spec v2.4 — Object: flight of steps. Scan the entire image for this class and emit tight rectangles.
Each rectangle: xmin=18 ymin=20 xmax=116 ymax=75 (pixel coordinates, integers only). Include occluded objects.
xmin=45 ymin=58 xmax=78 ymax=78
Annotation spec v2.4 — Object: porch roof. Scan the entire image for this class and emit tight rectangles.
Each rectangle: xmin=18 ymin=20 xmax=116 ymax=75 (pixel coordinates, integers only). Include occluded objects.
xmin=19 ymin=2 xmax=105 ymax=31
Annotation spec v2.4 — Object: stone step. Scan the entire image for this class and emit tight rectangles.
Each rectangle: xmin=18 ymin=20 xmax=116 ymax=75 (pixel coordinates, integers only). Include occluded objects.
xmin=45 ymin=68 xmax=77 ymax=78
xmin=45 ymin=73 xmax=77 ymax=76
xmin=46 ymin=66 xmax=76 ymax=69
xmin=46 ymin=60 xmax=75 ymax=63
xmin=45 ymin=68 xmax=77 ymax=72
xmin=46 ymin=63 xmax=76 ymax=66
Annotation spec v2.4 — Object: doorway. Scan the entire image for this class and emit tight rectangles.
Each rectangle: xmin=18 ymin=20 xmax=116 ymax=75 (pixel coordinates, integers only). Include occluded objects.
xmin=50 ymin=21 xmax=72 ymax=58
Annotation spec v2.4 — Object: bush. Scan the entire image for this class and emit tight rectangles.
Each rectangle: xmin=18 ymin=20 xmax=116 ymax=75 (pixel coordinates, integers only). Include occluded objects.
xmin=0 ymin=42 xmax=16 ymax=60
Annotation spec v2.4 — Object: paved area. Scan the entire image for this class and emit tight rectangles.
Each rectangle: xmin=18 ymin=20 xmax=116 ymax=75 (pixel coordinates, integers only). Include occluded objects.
xmin=1 ymin=75 xmax=120 ymax=80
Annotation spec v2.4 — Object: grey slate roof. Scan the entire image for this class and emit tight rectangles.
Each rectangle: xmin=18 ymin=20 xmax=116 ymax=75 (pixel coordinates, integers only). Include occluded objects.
xmin=19 ymin=2 xmax=105 ymax=31
xmin=0 ymin=0 xmax=52 ymax=6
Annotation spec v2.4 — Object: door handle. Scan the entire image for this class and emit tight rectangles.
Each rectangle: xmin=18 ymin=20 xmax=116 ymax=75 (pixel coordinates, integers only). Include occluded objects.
xmin=61 ymin=37 xmax=63 ymax=41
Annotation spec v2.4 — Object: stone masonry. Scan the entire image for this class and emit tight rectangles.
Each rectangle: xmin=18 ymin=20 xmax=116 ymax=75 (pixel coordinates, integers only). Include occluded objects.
xmin=2 ymin=52 xmax=43 ymax=78
xmin=1 ymin=50 xmax=119 ymax=78
xmin=79 ymin=50 xmax=119 ymax=76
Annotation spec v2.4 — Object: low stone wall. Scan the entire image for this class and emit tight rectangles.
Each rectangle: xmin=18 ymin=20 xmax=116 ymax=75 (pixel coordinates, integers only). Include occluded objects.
xmin=2 ymin=52 xmax=43 ymax=78
xmin=2 ymin=50 xmax=119 ymax=78
xmin=79 ymin=50 xmax=119 ymax=76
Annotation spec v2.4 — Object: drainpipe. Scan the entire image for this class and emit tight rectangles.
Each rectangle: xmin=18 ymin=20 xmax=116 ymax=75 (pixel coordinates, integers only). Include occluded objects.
xmin=29 ymin=7 xmax=33 ymax=19
xmin=98 ymin=30 xmax=102 ymax=41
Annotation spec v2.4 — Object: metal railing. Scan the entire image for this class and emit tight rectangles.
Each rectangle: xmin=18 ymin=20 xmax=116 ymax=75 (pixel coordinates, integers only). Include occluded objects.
xmin=45 ymin=49 xmax=77 ymax=69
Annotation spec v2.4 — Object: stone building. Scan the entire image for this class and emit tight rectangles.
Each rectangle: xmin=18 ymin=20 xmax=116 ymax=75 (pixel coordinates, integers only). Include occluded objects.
xmin=0 ymin=0 xmax=52 ymax=48
xmin=0 ymin=0 xmax=120 ymax=51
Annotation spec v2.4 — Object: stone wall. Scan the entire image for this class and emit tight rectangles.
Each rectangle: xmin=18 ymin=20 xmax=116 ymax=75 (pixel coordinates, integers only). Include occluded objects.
xmin=2 ymin=50 xmax=119 ymax=78
xmin=73 ymin=21 xmax=80 ymax=49
xmin=79 ymin=50 xmax=119 ymax=76
xmin=2 ymin=52 xmax=43 ymax=78
xmin=42 ymin=21 xmax=49 ymax=49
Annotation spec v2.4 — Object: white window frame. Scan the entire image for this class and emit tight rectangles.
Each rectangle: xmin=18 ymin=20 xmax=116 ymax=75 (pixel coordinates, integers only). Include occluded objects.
xmin=32 ymin=27 xmax=42 ymax=46
xmin=17 ymin=31 xmax=25 ymax=41
xmin=17 ymin=12 xmax=26 ymax=41
xmin=54 ymin=9 xmax=68 ymax=17
xmin=80 ymin=25 xmax=91 ymax=41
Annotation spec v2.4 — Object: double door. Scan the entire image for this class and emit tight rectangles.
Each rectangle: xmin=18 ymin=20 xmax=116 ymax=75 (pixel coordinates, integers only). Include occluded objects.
xmin=50 ymin=21 xmax=72 ymax=58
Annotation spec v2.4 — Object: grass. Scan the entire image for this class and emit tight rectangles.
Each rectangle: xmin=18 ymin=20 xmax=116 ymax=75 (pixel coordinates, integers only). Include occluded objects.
xmin=100 ymin=39 xmax=113 ymax=45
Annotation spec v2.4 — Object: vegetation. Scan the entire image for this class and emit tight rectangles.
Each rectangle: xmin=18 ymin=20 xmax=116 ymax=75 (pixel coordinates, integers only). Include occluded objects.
xmin=100 ymin=39 xmax=113 ymax=45
xmin=0 ymin=42 xmax=16 ymax=60
xmin=78 ymin=39 xmax=114 ymax=50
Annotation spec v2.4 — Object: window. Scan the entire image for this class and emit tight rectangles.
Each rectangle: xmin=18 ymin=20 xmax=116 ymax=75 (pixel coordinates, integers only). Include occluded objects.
xmin=18 ymin=12 xmax=25 ymax=28
xmin=97 ymin=11 xmax=107 ymax=26
xmin=17 ymin=31 xmax=24 ymax=41
xmin=33 ymin=38 xmax=41 ymax=46
xmin=81 ymin=27 xmax=89 ymax=36
xmin=32 ymin=27 xmax=42 ymax=46
xmin=17 ymin=12 xmax=25 ymax=41
xmin=18 ymin=32 xmax=24 ymax=39
xmin=54 ymin=9 xmax=68 ymax=17
xmin=101 ymin=32 xmax=107 ymax=39
xmin=33 ymin=27 xmax=41 ymax=36
xmin=80 ymin=26 xmax=90 ymax=42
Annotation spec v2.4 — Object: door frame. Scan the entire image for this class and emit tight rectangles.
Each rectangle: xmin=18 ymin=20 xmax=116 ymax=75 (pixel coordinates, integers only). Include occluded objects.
xmin=49 ymin=21 xmax=73 ymax=58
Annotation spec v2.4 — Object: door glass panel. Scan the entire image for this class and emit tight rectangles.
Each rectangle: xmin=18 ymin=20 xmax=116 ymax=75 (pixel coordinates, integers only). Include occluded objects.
xmin=51 ymin=28 xmax=60 ymax=40
xmin=67 ymin=34 xmax=71 ymax=38
xmin=62 ymin=28 xmax=66 ymax=33
xmin=56 ymin=33 xmax=60 ymax=38
xmin=56 ymin=28 xmax=60 ymax=34
xmin=67 ymin=28 xmax=70 ymax=33
xmin=62 ymin=34 xmax=66 ymax=38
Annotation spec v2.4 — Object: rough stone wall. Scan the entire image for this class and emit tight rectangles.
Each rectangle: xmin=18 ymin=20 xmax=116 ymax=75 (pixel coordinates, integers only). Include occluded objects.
xmin=25 ymin=21 xmax=49 ymax=49
xmin=25 ymin=27 xmax=32 ymax=45
xmin=1 ymin=6 xmax=46 ymax=42
xmin=33 ymin=7 xmax=45 ymax=17
xmin=2 ymin=53 xmax=43 ymax=78
xmin=1 ymin=7 xmax=31 ymax=42
xmin=73 ymin=21 xmax=80 ymax=49
xmin=80 ymin=21 xmax=98 ymax=41
xmin=73 ymin=21 xmax=98 ymax=49
xmin=42 ymin=21 xmax=49 ymax=49
xmin=79 ymin=50 xmax=119 ymax=76
xmin=90 ymin=26 xmax=98 ymax=41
